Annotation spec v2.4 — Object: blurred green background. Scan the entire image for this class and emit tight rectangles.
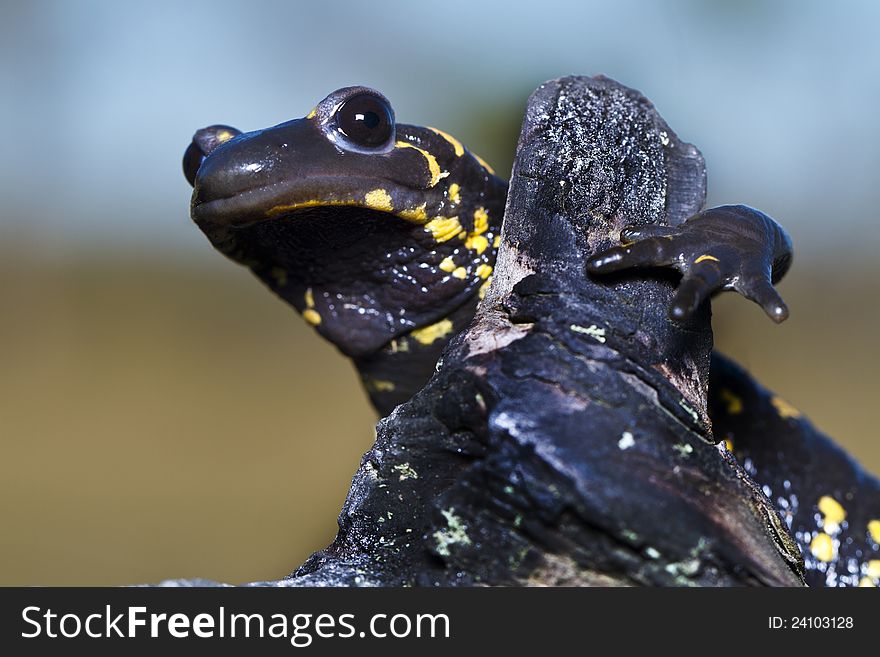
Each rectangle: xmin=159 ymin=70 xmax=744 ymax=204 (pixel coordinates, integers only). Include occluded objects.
xmin=1 ymin=0 xmax=878 ymax=585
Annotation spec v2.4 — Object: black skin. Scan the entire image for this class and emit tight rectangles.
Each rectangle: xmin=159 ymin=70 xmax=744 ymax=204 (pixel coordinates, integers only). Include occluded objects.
xmin=586 ymin=205 xmax=793 ymax=324
xmin=185 ymin=86 xmax=880 ymax=587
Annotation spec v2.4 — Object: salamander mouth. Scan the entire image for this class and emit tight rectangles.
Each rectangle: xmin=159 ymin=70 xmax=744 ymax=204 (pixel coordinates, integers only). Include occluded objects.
xmin=191 ymin=175 xmax=431 ymax=231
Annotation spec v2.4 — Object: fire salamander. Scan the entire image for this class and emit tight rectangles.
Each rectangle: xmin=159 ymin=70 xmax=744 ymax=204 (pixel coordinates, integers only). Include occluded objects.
xmin=184 ymin=86 xmax=879 ymax=587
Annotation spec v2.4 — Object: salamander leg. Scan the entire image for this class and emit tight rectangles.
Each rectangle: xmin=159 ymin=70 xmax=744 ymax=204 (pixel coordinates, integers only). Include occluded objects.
xmin=588 ymin=204 xmax=793 ymax=323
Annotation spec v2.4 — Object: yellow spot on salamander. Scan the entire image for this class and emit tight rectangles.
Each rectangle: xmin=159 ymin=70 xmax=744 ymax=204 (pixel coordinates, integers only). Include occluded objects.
xmin=452 ymin=266 xmax=468 ymax=280
xmin=462 ymin=208 xmax=491 ymax=253
xmin=266 ymin=198 xmax=355 ymax=217
xmin=302 ymin=288 xmax=320 ymax=325
xmin=267 ymin=196 xmax=428 ymax=225
xmin=809 ymin=532 xmax=834 ymax=562
xmin=410 ymin=318 xmax=454 ymax=345
xmin=397 ymin=203 xmax=428 ymax=223
xmin=427 ymin=127 xmax=464 ymax=157
xmin=771 ymin=396 xmax=802 ymax=420
xmin=724 ymin=438 xmax=734 ymax=452
xmin=306 ymin=107 xmax=317 ymax=119
xmin=448 ymin=183 xmax=461 ymax=204
xmin=439 ymin=256 xmax=456 ymax=273
xmin=424 ymin=216 xmax=462 ymax=243
xmin=472 ymin=207 xmax=489 ymax=235
xmin=868 ymin=519 xmax=880 ymax=543
xmin=473 ymin=152 xmax=495 ymax=175
xmin=493 ymin=235 xmax=502 ymax=248
xmin=694 ymin=254 xmax=720 ymax=264
xmin=719 ymin=388 xmax=743 ymax=415
xmin=302 ymin=309 xmax=321 ymax=326
xmin=367 ymin=379 xmax=396 ymax=392
xmin=866 ymin=560 xmax=880 ymax=578
xmin=365 ymin=188 xmax=393 ymax=212
xmin=396 ymin=140 xmax=445 ymax=187
xmin=465 ymin=234 xmax=489 ymax=254
xmin=858 ymin=576 xmax=876 ymax=587
xmin=216 ymin=130 xmax=235 ymax=144
xmin=818 ymin=495 xmax=846 ymax=531
xmin=475 ymin=264 xmax=493 ymax=279
xmin=478 ymin=276 xmax=492 ymax=300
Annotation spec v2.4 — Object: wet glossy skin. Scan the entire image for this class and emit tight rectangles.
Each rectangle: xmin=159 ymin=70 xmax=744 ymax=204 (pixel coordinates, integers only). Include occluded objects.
xmin=185 ymin=86 xmax=879 ymax=587
xmin=587 ymin=205 xmax=792 ymax=323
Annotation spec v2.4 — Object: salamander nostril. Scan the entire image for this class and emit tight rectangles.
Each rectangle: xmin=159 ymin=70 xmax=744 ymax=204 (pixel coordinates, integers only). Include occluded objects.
xmin=182 ymin=124 xmax=241 ymax=187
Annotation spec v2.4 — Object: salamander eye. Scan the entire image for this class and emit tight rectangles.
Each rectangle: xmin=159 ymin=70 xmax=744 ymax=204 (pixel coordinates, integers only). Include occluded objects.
xmin=333 ymin=93 xmax=395 ymax=150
